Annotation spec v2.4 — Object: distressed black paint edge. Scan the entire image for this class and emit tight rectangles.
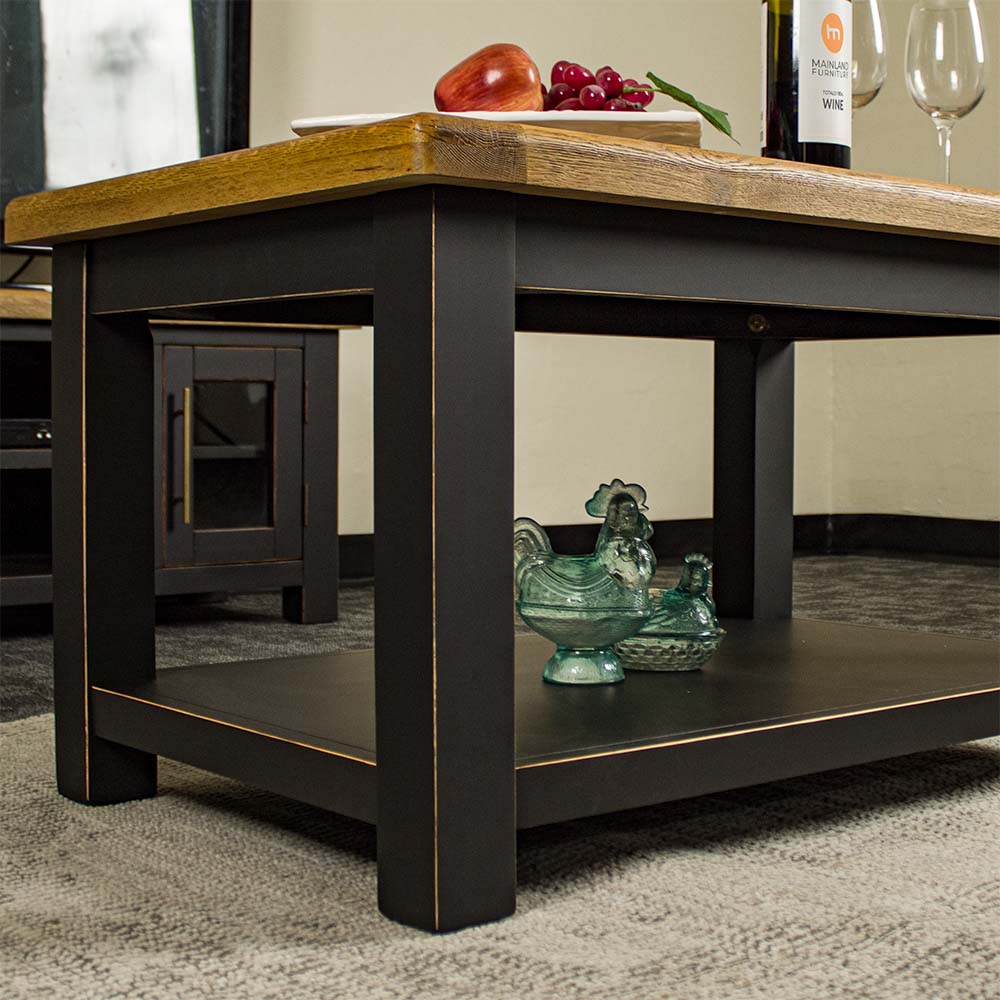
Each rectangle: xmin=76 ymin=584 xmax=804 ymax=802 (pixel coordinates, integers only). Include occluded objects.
xmin=515 ymin=195 xmax=1000 ymax=321
xmin=87 ymin=199 xmax=374 ymax=316
xmin=431 ymin=187 xmax=517 ymax=931
xmin=372 ymin=187 xmax=437 ymax=931
xmin=515 ymin=689 xmax=1000 ymax=829
xmin=515 ymin=292 xmax=1000 ymax=341
xmin=373 ymin=186 xmax=517 ymax=932
xmin=90 ymin=687 xmax=377 ymax=824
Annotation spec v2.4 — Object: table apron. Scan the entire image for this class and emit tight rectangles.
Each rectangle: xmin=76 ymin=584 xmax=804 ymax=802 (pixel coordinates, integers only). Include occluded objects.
xmin=87 ymin=198 xmax=375 ymax=316
xmin=514 ymin=196 xmax=999 ymax=322
xmin=79 ymin=190 xmax=998 ymax=329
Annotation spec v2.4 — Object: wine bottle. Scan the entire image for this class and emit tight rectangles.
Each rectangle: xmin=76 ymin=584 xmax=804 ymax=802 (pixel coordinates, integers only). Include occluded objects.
xmin=761 ymin=0 xmax=852 ymax=168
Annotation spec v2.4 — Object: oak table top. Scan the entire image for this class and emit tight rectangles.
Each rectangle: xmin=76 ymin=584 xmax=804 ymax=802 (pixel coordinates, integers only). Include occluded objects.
xmin=5 ymin=113 xmax=999 ymax=247
xmin=0 ymin=287 xmax=52 ymax=321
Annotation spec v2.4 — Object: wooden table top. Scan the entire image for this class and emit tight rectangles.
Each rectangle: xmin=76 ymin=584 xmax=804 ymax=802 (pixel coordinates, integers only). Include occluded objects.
xmin=0 ymin=287 xmax=52 ymax=321
xmin=5 ymin=113 xmax=998 ymax=246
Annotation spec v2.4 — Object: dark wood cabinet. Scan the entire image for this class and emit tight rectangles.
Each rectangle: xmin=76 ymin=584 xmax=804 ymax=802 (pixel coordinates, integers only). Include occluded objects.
xmin=157 ymin=339 xmax=303 ymax=567
xmin=0 ymin=301 xmax=54 ymax=606
xmin=1 ymin=296 xmax=339 ymax=621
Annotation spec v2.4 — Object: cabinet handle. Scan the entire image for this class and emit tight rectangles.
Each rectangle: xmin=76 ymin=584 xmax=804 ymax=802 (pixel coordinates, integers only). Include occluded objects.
xmin=182 ymin=386 xmax=193 ymax=525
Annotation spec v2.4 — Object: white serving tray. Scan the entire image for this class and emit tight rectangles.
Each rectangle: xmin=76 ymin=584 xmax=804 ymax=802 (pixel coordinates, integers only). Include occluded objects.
xmin=291 ymin=110 xmax=702 ymax=147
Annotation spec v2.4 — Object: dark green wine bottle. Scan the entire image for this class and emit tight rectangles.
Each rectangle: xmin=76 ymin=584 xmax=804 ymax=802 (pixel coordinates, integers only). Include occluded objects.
xmin=761 ymin=0 xmax=852 ymax=168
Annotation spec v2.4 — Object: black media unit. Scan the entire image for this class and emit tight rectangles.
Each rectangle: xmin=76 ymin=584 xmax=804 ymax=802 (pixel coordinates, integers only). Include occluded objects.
xmin=0 ymin=288 xmax=341 ymax=621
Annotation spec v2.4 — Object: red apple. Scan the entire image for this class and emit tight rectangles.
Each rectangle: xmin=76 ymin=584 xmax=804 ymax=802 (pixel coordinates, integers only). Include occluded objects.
xmin=434 ymin=43 xmax=544 ymax=112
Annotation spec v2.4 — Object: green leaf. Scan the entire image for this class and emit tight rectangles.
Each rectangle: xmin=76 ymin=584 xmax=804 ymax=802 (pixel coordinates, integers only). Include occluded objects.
xmin=625 ymin=71 xmax=737 ymax=143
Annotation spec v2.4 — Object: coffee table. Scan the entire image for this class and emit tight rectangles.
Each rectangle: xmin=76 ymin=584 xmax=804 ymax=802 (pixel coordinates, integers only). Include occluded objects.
xmin=6 ymin=114 xmax=998 ymax=931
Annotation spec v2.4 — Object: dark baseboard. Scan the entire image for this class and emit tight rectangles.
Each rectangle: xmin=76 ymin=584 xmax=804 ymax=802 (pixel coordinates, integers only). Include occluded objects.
xmin=339 ymin=533 xmax=375 ymax=580
xmin=545 ymin=520 xmax=717 ymax=559
xmin=338 ymin=514 xmax=998 ymax=579
xmin=793 ymin=514 xmax=998 ymax=562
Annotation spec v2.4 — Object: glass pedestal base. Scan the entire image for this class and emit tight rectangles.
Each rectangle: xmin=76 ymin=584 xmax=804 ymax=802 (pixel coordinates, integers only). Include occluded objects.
xmin=542 ymin=647 xmax=626 ymax=685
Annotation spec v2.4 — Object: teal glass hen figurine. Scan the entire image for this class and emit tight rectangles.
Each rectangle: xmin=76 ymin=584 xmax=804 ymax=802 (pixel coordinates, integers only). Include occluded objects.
xmin=615 ymin=553 xmax=726 ymax=671
xmin=514 ymin=479 xmax=656 ymax=685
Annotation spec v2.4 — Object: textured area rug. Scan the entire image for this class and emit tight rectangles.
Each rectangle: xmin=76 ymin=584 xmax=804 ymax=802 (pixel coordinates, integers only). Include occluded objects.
xmin=3 ymin=556 xmax=999 ymax=998
xmin=3 ymin=716 xmax=998 ymax=1000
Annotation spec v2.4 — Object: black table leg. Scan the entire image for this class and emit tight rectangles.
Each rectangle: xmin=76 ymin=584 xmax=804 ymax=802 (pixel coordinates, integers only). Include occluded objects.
xmin=712 ymin=338 xmax=795 ymax=619
xmin=373 ymin=187 xmax=516 ymax=931
xmin=51 ymin=244 xmax=157 ymax=804
xmin=283 ymin=330 xmax=340 ymax=623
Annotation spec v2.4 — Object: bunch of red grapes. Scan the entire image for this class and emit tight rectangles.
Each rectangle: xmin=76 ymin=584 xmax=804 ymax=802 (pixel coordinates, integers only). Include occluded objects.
xmin=544 ymin=61 xmax=655 ymax=112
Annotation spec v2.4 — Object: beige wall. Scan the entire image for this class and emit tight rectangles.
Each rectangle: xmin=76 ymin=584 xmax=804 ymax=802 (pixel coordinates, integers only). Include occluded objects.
xmin=251 ymin=0 xmax=999 ymax=532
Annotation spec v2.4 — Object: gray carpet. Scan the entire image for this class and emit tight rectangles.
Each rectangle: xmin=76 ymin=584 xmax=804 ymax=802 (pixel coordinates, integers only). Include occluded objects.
xmin=2 ymin=556 xmax=999 ymax=999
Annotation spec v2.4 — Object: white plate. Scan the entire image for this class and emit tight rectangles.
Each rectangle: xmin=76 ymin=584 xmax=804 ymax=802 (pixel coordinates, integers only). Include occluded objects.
xmin=290 ymin=110 xmax=702 ymax=147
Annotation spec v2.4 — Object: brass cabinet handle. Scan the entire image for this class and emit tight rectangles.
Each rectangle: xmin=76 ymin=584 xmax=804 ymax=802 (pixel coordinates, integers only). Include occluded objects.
xmin=182 ymin=387 xmax=193 ymax=525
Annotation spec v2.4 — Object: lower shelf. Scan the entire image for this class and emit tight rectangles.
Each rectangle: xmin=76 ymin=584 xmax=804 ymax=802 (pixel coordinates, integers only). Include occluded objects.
xmin=0 ymin=448 xmax=52 ymax=469
xmin=90 ymin=618 xmax=999 ymax=829
xmin=0 ymin=572 xmax=53 ymax=605
xmin=0 ymin=561 xmax=305 ymax=608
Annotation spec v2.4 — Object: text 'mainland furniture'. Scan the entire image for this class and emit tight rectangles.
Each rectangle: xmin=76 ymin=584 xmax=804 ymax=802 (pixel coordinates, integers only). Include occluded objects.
xmin=5 ymin=114 xmax=999 ymax=932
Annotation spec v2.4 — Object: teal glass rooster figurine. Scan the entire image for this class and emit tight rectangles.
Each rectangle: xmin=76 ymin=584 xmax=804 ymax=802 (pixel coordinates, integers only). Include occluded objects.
xmin=514 ymin=479 xmax=656 ymax=685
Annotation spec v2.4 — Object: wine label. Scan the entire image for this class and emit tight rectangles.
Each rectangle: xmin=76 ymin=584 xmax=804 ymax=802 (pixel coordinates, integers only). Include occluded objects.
xmin=797 ymin=0 xmax=852 ymax=147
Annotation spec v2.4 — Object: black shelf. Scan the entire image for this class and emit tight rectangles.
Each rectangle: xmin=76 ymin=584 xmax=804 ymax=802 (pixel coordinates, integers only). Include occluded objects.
xmin=0 ymin=448 xmax=51 ymax=469
xmin=1 ymin=552 xmax=52 ymax=575
xmin=0 ymin=573 xmax=52 ymax=605
xmin=191 ymin=444 xmax=266 ymax=460
xmin=89 ymin=620 xmax=998 ymax=829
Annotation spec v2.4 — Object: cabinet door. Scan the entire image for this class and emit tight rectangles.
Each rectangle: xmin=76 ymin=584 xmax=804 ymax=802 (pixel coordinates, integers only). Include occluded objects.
xmin=161 ymin=345 xmax=302 ymax=567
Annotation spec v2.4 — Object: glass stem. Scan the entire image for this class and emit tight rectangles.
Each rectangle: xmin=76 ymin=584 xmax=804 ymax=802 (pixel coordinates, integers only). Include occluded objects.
xmin=934 ymin=118 xmax=954 ymax=185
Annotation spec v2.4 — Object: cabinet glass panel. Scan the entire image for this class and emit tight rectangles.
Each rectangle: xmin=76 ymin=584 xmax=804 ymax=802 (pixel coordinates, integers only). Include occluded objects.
xmin=192 ymin=381 xmax=273 ymax=529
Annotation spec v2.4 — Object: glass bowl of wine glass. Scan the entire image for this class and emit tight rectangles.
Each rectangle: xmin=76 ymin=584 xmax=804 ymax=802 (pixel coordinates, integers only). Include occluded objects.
xmin=853 ymin=0 xmax=889 ymax=109
xmin=905 ymin=0 xmax=989 ymax=183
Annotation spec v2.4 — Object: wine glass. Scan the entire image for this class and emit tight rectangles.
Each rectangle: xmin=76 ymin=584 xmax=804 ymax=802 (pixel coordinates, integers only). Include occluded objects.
xmin=905 ymin=0 xmax=989 ymax=183
xmin=853 ymin=0 xmax=889 ymax=108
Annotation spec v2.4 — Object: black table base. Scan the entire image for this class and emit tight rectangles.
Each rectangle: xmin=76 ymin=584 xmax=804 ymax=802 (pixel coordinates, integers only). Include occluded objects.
xmin=52 ymin=187 xmax=1000 ymax=931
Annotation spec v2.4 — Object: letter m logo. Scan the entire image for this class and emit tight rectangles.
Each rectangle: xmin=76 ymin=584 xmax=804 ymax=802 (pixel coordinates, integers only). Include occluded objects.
xmin=821 ymin=13 xmax=845 ymax=53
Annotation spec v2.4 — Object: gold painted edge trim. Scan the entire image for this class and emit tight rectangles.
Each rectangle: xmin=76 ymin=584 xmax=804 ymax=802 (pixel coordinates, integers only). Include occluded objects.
xmin=162 ymin=556 xmax=297 ymax=569
xmin=185 ymin=344 xmax=275 ymax=352
xmin=92 ymin=288 xmax=373 ymax=316
xmin=430 ymin=191 xmax=440 ymax=931
xmin=90 ymin=680 xmax=996 ymax=773
xmin=81 ymin=252 xmax=90 ymax=801
xmin=271 ymin=368 xmax=279 ymax=536
xmin=149 ymin=319 xmax=360 ymax=331
xmin=98 ymin=284 xmax=998 ymax=325
xmin=181 ymin=388 xmax=192 ymax=525
xmin=515 ymin=686 xmax=1000 ymax=770
xmin=515 ymin=286 xmax=1000 ymax=323
xmin=188 ymin=525 xmax=274 ymax=534
xmin=160 ymin=348 xmax=168 ymax=565
xmin=90 ymin=686 xmax=377 ymax=767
